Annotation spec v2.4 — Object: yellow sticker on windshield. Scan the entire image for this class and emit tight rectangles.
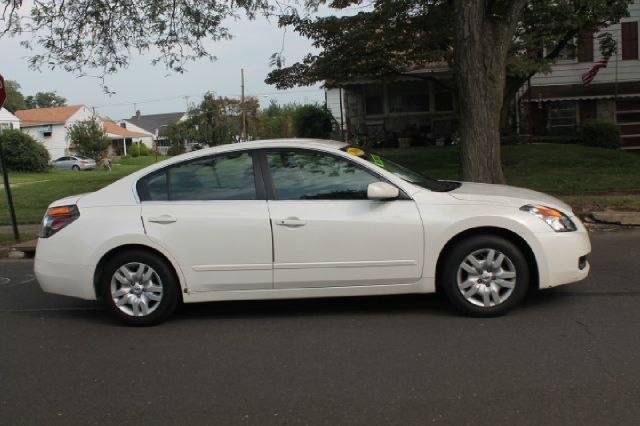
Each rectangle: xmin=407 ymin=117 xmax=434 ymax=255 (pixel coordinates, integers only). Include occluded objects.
xmin=347 ymin=147 xmax=365 ymax=156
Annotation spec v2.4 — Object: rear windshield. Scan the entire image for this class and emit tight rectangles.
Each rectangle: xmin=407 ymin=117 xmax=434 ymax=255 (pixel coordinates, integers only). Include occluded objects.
xmin=341 ymin=147 xmax=460 ymax=192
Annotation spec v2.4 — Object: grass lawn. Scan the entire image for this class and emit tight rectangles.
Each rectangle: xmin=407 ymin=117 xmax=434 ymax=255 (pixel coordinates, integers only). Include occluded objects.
xmin=1 ymin=145 xmax=639 ymax=227
xmin=0 ymin=155 xmax=168 ymax=226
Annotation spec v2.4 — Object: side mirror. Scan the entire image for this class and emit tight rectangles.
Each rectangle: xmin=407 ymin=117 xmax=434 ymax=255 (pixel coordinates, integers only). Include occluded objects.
xmin=367 ymin=182 xmax=400 ymax=200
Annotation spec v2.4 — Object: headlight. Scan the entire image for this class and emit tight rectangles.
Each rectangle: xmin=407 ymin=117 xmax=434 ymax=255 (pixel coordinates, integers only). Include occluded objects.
xmin=520 ymin=204 xmax=576 ymax=232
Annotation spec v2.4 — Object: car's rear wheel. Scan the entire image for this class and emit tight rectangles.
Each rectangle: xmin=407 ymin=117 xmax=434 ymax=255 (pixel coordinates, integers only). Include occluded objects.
xmin=441 ymin=235 xmax=529 ymax=317
xmin=100 ymin=250 xmax=179 ymax=326
xmin=72 ymin=165 xmax=80 ymax=171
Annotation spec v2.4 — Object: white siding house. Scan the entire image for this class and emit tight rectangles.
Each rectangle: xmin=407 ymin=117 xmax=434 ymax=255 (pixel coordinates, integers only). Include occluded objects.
xmin=527 ymin=0 xmax=640 ymax=148
xmin=0 ymin=107 xmax=20 ymax=130
xmin=15 ymin=105 xmax=94 ymax=160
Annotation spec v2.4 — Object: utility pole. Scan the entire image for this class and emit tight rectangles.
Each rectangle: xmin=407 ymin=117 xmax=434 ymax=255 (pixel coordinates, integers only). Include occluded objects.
xmin=241 ymin=68 xmax=247 ymax=142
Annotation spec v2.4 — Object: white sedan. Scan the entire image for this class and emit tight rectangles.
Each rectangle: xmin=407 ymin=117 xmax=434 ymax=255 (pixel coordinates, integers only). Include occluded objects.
xmin=35 ymin=139 xmax=591 ymax=326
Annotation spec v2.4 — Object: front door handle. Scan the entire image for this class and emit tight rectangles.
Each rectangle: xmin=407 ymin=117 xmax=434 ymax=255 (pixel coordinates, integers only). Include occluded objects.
xmin=147 ymin=215 xmax=177 ymax=224
xmin=277 ymin=217 xmax=306 ymax=228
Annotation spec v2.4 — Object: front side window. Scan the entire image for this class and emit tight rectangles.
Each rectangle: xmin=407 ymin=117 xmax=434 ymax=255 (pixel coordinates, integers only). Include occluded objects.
xmin=137 ymin=152 xmax=257 ymax=201
xmin=266 ymin=150 xmax=379 ymax=200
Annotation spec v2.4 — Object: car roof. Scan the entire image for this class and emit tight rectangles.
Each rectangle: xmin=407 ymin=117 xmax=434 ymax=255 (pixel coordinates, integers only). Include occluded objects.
xmin=196 ymin=138 xmax=346 ymax=155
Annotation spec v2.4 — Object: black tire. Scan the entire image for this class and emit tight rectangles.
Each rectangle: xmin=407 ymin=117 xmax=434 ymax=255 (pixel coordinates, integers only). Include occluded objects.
xmin=440 ymin=235 xmax=529 ymax=317
xmin=99 ymin=250 xmax=179 ymax=326
xmin=72 ymin=165 xmax=80 ymax=171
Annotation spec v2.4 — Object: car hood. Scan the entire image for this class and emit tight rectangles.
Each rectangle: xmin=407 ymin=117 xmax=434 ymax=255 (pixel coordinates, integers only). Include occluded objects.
xmin=449 ymin=182 xmax=573 ymax=215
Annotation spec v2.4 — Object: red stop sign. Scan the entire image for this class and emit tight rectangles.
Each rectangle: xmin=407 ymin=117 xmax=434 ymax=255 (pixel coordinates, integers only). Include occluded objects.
xmin=0 ymin=74 xmax=6 ymax=109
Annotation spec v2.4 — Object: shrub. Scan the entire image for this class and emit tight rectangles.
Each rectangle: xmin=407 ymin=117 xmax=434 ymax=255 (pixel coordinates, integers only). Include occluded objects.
xmin=581 ymin=120 xmax=621 ymax=149
xmin=139 ymin=143 xmax=149 ymax=156
xmin=167 ymin=144 xmax=186 ymax=156
xmin=128 ymin=144 xmax=140 ymax=157
xmin=292 ymin=104 xmax=334 ymax=139
xmin=68 ymin=117 xmax=110 ymax=161
xmin=0 ymin=129 xmax=50 ymax=172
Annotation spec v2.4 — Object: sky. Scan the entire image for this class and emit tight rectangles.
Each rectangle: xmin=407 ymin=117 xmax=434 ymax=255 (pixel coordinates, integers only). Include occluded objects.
xmin=0 ymin=7 xmax=329 ymax=120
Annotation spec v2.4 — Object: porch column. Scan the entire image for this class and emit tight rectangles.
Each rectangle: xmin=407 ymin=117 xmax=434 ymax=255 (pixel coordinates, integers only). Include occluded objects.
xmin=123 ymin=138 xmax=127 ymax=156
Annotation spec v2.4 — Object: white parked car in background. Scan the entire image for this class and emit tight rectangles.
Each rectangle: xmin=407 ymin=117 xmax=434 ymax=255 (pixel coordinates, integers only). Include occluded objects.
xmin=35 ymin=139 xmax=591 ymax=326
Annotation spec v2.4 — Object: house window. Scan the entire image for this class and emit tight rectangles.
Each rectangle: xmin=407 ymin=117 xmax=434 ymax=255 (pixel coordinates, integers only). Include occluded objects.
xmin=621 ymin=21 xmax=639 ymax=60
xmin=556 ymin=40 xmax=577 ymax=62
xmin=434 ymin=88 xmax=454 ymax=112
xmin=577 ymin=32 xmax=594 ymax=63
xmin=364 ymin=84 xmax=384 ymax=116
xmin=388 ymin=81 xmax=429 ymax=113
xmin=40 ymin=125 xmax=53 ymax=137
xmin=547 ymin=101 xmax=577 ymax=135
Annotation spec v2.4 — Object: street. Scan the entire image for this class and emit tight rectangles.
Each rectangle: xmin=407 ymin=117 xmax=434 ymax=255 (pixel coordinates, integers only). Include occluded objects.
xmin=1 ymin=230 xmax=639 ymax=425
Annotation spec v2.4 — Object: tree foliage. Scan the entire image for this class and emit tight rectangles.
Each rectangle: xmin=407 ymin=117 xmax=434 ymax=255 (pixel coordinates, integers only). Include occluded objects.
xmin=2 ymin=79 xmax=26 ymax=112
xmin=68 ymin=117 xmax=111 ymax=161
xmin=1 ymin=0 xmax=267 ymax=79
xmin=166 ymin=93 xmax=260 ymax=147
xmin=0 ymin=128 xmax=50 ymax=171
xmin=25 ymin=91 xmax=67 ymax=109
xmin=292 ymin=104 xmax=334 ymax=139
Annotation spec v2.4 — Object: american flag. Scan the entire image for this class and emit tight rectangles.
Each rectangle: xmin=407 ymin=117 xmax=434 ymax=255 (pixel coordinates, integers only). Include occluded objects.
xmin=581 ymin=56 xmax=609 ymax=85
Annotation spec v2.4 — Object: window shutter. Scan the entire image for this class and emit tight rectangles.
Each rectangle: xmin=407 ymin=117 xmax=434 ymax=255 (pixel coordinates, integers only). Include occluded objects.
xmin=621 ymin=21 xmax=639 ymax=60
xmin=577 ymin=32 xmax=594 ymax=62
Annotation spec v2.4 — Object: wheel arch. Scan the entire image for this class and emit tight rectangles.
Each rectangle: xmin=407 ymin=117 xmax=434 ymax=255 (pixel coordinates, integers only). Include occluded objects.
xmin=435 ymin=226 xmax=539 ymax=292
xmin=93 ymin=244 xmax=185 ymax=302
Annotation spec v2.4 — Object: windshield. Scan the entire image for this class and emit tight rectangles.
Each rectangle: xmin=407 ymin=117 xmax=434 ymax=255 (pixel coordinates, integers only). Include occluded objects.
xmin=341 ymin=146 xmax=460 ymax=192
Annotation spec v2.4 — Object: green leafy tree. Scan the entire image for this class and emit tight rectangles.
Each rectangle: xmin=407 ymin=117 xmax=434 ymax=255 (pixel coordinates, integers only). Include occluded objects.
xmin=25 ymin=91 xmax=67 ymax=109
xmin=0 ymin=129 xmax=50 ymax=172
xmin=2 ymin=80 xmax=27 ymax=113
xmin=292 ymin=104 xmax=333 ymax=139
xmin=256 ymin=101 xmax=296 ymax=139
xmin=166 ymin=93 xmax=261 ymax=148
xmin=68 ymin=117 xmax=111 ymax=161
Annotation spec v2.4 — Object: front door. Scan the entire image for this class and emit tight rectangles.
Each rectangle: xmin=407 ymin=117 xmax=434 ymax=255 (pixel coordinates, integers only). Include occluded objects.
xmin=138 ymin=151 xmax=273 ymax=293
xmin=263 ymin=149 xmax=424 ymax=289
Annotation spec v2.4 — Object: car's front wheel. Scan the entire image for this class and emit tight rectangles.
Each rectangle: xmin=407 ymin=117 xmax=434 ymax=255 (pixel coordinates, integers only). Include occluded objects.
xmin=100 ymin=250 xmax=179 ymax=326
xmin=441 ymin=235 xmax=529 ymax=317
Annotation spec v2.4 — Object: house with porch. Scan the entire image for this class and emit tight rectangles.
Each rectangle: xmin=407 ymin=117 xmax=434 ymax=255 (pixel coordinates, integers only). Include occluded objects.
xmin=524 ymin=1 xmax=640 ymax=149
xmin=14 ymin=105 xmax=153 ymax=159
xmin=325 ymin=63 xmax=456 ymax=147
xmin=0 ymin=107 xmax=20 ymax=131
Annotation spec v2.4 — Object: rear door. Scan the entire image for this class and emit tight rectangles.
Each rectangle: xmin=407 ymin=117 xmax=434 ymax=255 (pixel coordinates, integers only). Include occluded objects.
xmin=262 ymin=149 xmax=424 ymax=289
xmin=138 ymin=150 xmax=273 ymax=293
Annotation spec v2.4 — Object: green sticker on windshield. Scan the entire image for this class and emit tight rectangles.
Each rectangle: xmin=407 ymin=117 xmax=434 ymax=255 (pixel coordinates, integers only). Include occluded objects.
xmin=370 ymin=154 xmax=385 ymax=168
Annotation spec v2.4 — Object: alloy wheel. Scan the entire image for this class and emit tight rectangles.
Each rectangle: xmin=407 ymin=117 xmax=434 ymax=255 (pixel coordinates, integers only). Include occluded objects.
xmin=456 ymin=248 xmax=517 ymax=308
xmin=110 ymin=262 xmax=164 ymax=317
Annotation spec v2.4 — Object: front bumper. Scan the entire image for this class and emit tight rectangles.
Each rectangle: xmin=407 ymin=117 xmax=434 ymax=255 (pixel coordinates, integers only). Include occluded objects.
xmin=536 ymin=229 xmax=591 ymax=289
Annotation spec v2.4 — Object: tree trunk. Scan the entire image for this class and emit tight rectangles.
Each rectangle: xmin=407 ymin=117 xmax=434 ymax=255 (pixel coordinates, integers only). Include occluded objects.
xmin=453 ymin=0 xmax=527 ymax=184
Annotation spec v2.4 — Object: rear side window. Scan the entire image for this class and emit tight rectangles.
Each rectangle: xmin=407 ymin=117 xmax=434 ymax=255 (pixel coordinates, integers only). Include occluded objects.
xmin=137 ymin=152 xmax=257 ymax=201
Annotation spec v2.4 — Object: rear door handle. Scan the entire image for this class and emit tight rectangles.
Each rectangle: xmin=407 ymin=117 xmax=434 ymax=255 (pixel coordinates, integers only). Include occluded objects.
xmin=147 ymin=215 xmax=177 ymax=224
xmin=277 ymin=217 xmax=306 ymax=227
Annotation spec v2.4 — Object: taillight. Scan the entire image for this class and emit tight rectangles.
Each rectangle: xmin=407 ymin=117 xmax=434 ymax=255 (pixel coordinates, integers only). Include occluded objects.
xmin=81 ymin=160 xmax=89 ymax=164
xmin=40 ymin=205 xmax=80 ymax=238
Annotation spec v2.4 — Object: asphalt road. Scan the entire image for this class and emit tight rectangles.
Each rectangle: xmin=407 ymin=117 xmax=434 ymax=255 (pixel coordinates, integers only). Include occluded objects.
xmin=1 ymin=230 xmax=640 ymax=425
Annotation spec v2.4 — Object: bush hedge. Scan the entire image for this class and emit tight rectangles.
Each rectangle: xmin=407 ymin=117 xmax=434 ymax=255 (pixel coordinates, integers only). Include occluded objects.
xmin=167 ymin=144 xmax=186 ymax=156
xmin=128 ymin=144 xmax=140 ymax=157
xmin=581 ymin=120 xmax=621 ymax=149
xmin=139 ymin=143 xmax=149 ymax=156
xmin=0 ymin=129 xmax=50 ymax=172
